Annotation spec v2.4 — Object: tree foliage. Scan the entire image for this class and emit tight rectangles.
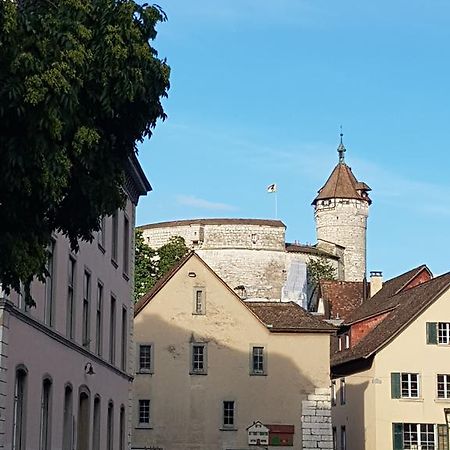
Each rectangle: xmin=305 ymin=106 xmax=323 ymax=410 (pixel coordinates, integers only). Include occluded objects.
xmin=134 ymin=232 xmax=189 ymax=302
xmin=307 ymin=256 xmax=336 ymax=285
xmin=0 ymin=0 xmax=170 ymax=304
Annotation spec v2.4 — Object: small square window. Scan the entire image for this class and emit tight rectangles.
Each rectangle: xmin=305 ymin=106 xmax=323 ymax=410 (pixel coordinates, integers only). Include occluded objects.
xmin=401 ymin=373 xmax=420 ymax=398
xmin=138 ymin=399 xmax=151 ymax=427
xmin=191 ymin=343 xmax=207 ymax=375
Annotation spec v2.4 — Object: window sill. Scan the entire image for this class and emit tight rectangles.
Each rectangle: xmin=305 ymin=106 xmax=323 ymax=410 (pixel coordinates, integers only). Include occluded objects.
xmin=135 ymin=425 xmax=153 ymax=430
xmin=111 ymin=259 xmax=118 ymax=269
xmin=192 ymin=312 xmax=206 ymax=316
xmin=435 ymin=398 xmax=450 ymax=403
xmin=123 ymin=272 xmax=129 ymax=282
xmin=189 ymin=371 xmax=208 ymax=376
xmin=136 ymin=371 xmax=153 ymax=376
xmin=250 ymin=372 xmax=267 ymax=376
xmin=98 ymin=243 xmax=105 ymax=254
xmin=398 ymin=397 xmax=423 ymax=402
xmin=220 ymin=427 xmax=237 ymax=431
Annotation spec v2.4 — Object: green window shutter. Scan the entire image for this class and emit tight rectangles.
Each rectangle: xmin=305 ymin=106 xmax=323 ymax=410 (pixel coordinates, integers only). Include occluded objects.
xmin=438 ymin=424 xmax=449 ymax=450
xmin=391 ymin=373 xmax=401 ymax=399
xmin=427 ymin=322 xmax=438 ymax=344
xmin=392 ymin=423 xmax=403 ymax=450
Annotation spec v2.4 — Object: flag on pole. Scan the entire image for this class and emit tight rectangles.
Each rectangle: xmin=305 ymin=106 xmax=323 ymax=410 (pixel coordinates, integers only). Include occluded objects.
xmin=267 ymin=183 xmax=277 ymax=193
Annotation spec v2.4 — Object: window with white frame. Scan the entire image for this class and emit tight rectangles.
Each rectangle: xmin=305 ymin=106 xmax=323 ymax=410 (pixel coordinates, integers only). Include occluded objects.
xmin=82 ymin=270 xmax=91 ymax=348
xmin=340 ymin=378 xmax=346 ymax=405
xmin=437 ymin=374 xmax=450 ymax=399
xmin=438 ymin=322 xmax=450 ymax=344
xmin=138 ymin=344 xmax=153 ymax=373
xmin=66 ymin=256 xmax=76 ymax=339
xmin=403 ymin=423 xmax=435 ymax=449
xmin=222 ymin=401 xmax=235 ymax=428
xmin=138 ymin=399 xmax=151 ymax=426
xmin=251 ymin=346 xmax=266 ymax=375
xmin=401 ymin=373 xmax=420 ymax=398
xmin=331 ymin=380 xmax=337 ymax=406
xmin=191 ymin=343 xmax=207 ymax=374
xmin=193 ymin=288 xmax=205 ymax=315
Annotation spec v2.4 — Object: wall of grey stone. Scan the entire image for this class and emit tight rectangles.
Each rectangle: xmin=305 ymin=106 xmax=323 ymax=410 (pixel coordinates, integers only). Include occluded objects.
xmin=301 ymin=388 xmax=333 ymax=450
xmin=315 ymin=199 xmax=368 ymax=282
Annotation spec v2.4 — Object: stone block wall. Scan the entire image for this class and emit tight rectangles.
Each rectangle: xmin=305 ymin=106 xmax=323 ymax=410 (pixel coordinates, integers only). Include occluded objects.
xmin=301 ymin=387 xmax=333 ymax=449
xmin=315 ymin=199 xmax=369 ymax=282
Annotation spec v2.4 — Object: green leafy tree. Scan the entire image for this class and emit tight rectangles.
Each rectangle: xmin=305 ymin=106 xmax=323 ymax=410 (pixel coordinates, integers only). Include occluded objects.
xmin=134 ymin=233 xmax=189 ymax=301
xmin=0 ymin=0 xmax=170 ymax=304
xmin=306 ymin=256 xmax=336 ymax=307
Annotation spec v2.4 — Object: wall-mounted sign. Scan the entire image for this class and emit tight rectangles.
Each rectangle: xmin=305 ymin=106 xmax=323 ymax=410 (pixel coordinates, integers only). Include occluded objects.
xmin=247 ymin=421 xmax=269 ymax=446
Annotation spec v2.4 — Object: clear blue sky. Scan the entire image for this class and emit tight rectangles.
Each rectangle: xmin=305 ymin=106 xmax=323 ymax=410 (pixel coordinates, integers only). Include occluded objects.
xmin=136 ymin=0 xmax=450 ymax=280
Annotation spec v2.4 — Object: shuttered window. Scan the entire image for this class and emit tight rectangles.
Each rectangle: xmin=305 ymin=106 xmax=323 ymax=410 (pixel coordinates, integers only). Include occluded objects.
xmin=392 ymin=423 xmax=403 ymax=450
xmin=391 ymin=373 xmax=401 ymax=399
xmin=427 ymin=322 xmax=438 ymax=344
xmin=438 ymin=424 xmax=449 ymax=450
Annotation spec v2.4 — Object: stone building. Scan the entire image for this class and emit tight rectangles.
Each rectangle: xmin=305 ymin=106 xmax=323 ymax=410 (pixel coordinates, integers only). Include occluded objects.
xmin=139 ymin=137 xmax=370 ymax=306
xmin=132 ymin=252 xmax=334 ymax=450
xmin=0 ymin=154 xmax=150 ymax=450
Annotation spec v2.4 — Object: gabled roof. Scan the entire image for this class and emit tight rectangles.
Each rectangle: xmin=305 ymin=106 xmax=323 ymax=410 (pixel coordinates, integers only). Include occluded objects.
xmin=134 ymin=252 xmax=335 ymax=334
xmin=319 ymin=280 xmax=366 ymax=320
xmin=312 ymin=162 xmax=371 ymax=205
xmin=332 ymin=271 xmax=450 ymax=369
xmin=138 ymin=218 xmax=286 ymax=229
xmin=245 ymin=302 xmax=335 ymax=333
xmin=345 ymin=265 xmax=431 ymax=325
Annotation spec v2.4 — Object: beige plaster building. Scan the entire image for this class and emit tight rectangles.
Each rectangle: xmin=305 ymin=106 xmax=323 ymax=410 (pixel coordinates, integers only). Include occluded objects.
xmin=0 ymin=155 xmax=150 ymax=450
xmin=132 ymin=252 xmax=335 ymax=450
xmin=138 ymin=137 xmax=371 ymax=306
xmin=331 ymin=265 xmax=450 ymax=450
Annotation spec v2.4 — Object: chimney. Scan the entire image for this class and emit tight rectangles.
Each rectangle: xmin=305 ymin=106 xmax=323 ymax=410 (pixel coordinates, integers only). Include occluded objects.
xmin=370 ymin=271 xmax=383 ymax=297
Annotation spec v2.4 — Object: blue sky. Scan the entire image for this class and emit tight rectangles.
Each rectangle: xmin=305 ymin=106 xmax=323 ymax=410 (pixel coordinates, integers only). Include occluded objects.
xmin=136 ymin=0 xmax=450 ymax=279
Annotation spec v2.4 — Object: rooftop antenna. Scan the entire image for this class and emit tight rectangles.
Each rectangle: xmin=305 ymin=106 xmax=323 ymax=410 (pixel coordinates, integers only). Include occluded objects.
xmin=338 ymin=125 xmax=346 ymax=163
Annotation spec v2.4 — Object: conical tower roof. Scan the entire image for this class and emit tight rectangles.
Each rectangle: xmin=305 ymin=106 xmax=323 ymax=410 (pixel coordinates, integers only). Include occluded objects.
xmin=312 ymin=137 xmax=371 ymax=205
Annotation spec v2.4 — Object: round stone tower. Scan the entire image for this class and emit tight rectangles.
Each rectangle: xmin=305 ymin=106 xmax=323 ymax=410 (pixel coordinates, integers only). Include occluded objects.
xmin=312 ymin=135 xmax=371 ymax=282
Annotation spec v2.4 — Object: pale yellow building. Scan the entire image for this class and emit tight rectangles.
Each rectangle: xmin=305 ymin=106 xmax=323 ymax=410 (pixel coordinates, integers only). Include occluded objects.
xmin=331 ymin=265 xmax=450 ymax=450
xmin=132 ymin=252 xmax=335 ymax=450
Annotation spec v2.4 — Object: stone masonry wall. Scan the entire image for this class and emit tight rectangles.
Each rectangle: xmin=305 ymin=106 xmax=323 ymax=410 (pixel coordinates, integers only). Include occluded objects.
xmin=315 ymin=199 xmax=369 ymax=282
xmin=301 ymin=387 xmax=333 ymax=450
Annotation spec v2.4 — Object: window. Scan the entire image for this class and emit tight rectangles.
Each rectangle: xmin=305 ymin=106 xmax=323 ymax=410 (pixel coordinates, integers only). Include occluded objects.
xmin=391 ymin=373 xmax=420 ymax=399
xmin=76 ymin=390 xmax=90 ymax=450
xmin=223 ymin=401 xmax=235 ymax=428
xmin=340 ymin=378 xmax=346 ymax=405
xmin=345 ymin=334 xmax=350 ymax=349
xmin=251 ymin=346 xmax=266 ymax=375
xmin=439 ymin=323 xmax=450 ymax=344
xmin=340 ymin=426 xmax=346 ymax=450
xmin=111 ymin=211 xmax=119 ymax=263
xmin=338 ymin=336 xmax=342 ymax=351
xmin=121 ymin=306 xmax=127 ymax=371
xmin=123 ymin=216 xmax=130 ymax=276
xmin=82 ymin=270 xmax=91 ymax=348
xmin=109 ymin=296 xmax=116 ymax=364
xmin=401 ymin=373 xmax=419 ymax=398
xmin=98 ymin=216 xmax=106 ymax=250
xmin=12 ymin=367 xmax=27 ymax=450
xmin=193 ymin=288 xmax=205 ymax=315
xmin=92 ymin=397 xmax=100 ymax=450
xmin=39 ymin=378 xmax=52 ymax=450
xmin=120 ymin=406 xmax=126 ymax=450
xmin=96 ymin=282 xmax=103 ymax=356
xmin=404 ymin=423 xmax=435 ymax=449
xmin=138 ymin=344 xmax=153 ymax=373
xmin=332 ymin=427 xmax=337 ymax=450
xmin=107 ymin=402 xmax=114 ymax=450
xmin=44 ymin=240 xmax=55 ymax=326
xmin=62 ymin=385 xmax=73 ymax=450
xmin=437 ymin=374 xmax=450 ymax=399
xmin=66 ymin=256 xmax=76 ymax=339
xmin=138 ymin=400 xmax=151 ymax=427
xmin=331 ymin=380 xmax=337 ymax=406
xmin=191 ymin=343 xmax=207 ymax=375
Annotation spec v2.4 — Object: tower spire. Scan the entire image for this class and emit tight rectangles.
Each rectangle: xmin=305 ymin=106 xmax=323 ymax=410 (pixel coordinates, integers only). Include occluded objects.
xmin=337 ymin=126 xmax=346 ymax=163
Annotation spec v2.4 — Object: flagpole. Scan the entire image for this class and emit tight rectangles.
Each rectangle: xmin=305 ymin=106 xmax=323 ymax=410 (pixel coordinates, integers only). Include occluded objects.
xmin=275 ymin=192 xmax=278 ymax=219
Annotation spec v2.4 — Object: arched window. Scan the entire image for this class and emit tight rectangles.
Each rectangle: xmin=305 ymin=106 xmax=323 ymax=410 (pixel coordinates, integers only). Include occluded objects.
xmin=92 ymin=396 xmax=101 ymax=450
xmin=119 ymin=405 xmax=126 ymax=450
xmin=107 ymin=401 xmax=114 ymax=450
xmin=62 ymin=384 xmax=73 ymax=450
xmin=12 ymin=366 xmax=27 ymax=450
xmin=77 ymin=387 xmax=90 ymax=450
xmin=39 ymin=377 xmax=52 ymax=450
